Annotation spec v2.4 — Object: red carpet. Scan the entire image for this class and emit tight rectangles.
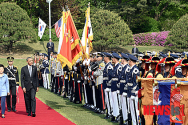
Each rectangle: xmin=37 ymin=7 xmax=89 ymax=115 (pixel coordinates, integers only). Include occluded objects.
xmin=0 ymin=87 xmax=75 ymax=125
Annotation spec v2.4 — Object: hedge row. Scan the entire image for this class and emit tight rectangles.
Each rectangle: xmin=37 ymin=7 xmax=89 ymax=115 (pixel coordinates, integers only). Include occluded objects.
xmin=133 ymin=31 xmax=170 ymax=46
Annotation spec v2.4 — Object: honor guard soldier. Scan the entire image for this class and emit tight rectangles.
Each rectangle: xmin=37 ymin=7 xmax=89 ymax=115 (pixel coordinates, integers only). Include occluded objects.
xmin=82 ymin=58 xmax=90 ymax=107
xmin=38 ymin=53 xmax=44 ymax=86
xmin=163 ymin=53 xmax=176 ymax=78
xmin=103 ymin=52 xmax=113 ymax=119
xmin=51 ymin=52 xmax=57 ymax=92
xmin=4 ymin=57 xmax=19 ymax=112
xmin=175 ymin=55 xmax=188 ymax=78
xmin=63 ymin=65 xmax=69 ymax=97
xmin=89 ymin=53 xmax=99 ymax=110
xmin=140 ymin=54 xmax=150 ymax=78
xmin=54 ymin=57 xmax=63 ymax=95
xmin=41 ymin=54 xmax=50 ymax=89
xmin=111 ymin=52 xmax=122 ymax=122
xmin=127 ymin=54 xmax=140 ymax=125
xmin=145 ymin=55 xmax=160 ymax=78
xmin=119 ymin=53 xmax=130 ymax=125
xmin=93 ymin=52 xmax=106 ymax=113
xmin=49 ymin=52 xmax=54 ymax=86
xmin=74 ymin=59 xmax=83 ymax=104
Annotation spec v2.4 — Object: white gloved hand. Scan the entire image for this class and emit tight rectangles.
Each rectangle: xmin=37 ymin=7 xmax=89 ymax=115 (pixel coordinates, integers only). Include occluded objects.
xmin=16 ymin=86 xmax=19 ymax=92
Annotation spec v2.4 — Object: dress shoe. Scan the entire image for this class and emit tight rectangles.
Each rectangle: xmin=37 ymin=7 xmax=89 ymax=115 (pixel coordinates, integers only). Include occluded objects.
xmin=2 ymin=115 xmax=5 ymax=118
xmin=12 ymin=109 xmax=17 ymax=112
xmin=111 ymin=116 xmax=115 ymax=122
xmin=8 ymin=109 xmax=11 ymax=112
xmin=28 ymin=113 xmax=31 ymax=116
xmin=32 ymin=113 xmax=36 ymax=117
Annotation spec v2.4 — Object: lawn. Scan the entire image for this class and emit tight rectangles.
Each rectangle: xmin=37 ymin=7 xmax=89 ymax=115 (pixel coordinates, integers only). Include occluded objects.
xmin=0 ymin=43 xmax=165 ymax=124
xmin=0 ymin=58 xmax=117 ymax=125
xmin=0 ymin=40 xmax=165 ymax=59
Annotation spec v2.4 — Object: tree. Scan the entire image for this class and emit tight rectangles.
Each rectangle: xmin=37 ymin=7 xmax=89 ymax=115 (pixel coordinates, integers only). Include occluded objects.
xmin=0 ymin=2 xmax=37 ymax=52
xmin=91 ymin=9 xmax=134 ymax=52
xmin=165 ymin=14 xmax=188 ymax=52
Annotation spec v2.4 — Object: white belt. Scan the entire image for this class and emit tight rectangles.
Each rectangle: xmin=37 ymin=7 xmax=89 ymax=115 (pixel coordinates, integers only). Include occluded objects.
xmin=8 ymin=78 xmax=16 ymax=80
xmin=103 ymin=77 xmax=108 ymax=80
xmin=120 ymin=80 xmax=126 ymax=83
xmin=127 ymin=83 xmax=133 ymax=86
xmin=112 ymin=78 xmax=118 ymax=81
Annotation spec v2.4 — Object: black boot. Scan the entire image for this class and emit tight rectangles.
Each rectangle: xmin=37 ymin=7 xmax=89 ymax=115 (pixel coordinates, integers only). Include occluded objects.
xmin=119 ymin=116 xmax=124 ymax=125
xmin=111 ymin=116 xmax=115 ymax=122
xmin=104 ymin=111 xmax=109 ymax=119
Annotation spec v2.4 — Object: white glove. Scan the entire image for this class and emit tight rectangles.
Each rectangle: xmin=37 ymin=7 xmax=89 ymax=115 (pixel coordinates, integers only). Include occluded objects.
xmin=16 ymin=86 xmax=19 ymax=92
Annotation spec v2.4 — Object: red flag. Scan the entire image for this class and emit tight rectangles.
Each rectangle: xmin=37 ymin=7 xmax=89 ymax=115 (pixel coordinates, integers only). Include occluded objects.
xmin=68 ymin=12 xmax=82 ymax=65
xmin=57 ymin=11 xmax=82 ymax=69
xmin=57 ymin=11 xmax=72 ymax=69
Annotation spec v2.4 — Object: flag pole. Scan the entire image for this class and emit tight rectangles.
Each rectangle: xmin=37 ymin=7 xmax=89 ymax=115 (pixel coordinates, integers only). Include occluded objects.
xmin=88 ymin=2 xmax=90 ymax=58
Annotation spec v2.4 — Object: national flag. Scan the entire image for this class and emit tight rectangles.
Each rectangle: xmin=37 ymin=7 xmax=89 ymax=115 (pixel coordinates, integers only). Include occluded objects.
xmin=38 ymin=18 xmax=47 ymax=39
xmin=58 ymin=12 xmax=66 ymax=54
xmin=55 ymin=18 xmax=62 ymax=38
xmin=81 ymin=6 xmax=93 ymax=59
xmin=57 ymin=10 xmax=82 ymax=69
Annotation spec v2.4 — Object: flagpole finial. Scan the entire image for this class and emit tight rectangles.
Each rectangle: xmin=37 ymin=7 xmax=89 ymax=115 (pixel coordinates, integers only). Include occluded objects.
xmin=63 ymin=7 xmax=65 ymax=12
xmin=66 ymin=5 xmax=69 ymax=10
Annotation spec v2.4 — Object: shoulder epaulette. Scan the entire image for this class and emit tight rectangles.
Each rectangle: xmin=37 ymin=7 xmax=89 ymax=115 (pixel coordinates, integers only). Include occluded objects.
xmin=14 ymin=66 xmax=18 ymax=69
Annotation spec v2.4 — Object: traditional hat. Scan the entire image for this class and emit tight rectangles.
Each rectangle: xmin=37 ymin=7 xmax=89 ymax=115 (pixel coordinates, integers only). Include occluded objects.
xmin=180 ymin=55 xmax=188 ymax=67
xmin=141 ymin=54 xmax=150 ymax=62
xmin=164 ymin=52 xmax=176 ymax=64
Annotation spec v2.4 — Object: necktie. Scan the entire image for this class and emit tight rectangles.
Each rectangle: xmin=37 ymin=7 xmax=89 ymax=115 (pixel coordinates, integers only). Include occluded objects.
xmin=29 ymin=66 xmax=32 ymax=77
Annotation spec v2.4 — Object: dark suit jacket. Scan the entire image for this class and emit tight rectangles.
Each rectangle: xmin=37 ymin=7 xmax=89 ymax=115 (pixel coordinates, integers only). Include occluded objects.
xmin=21 ymin=65 xmax=39 ymax=91
xmin=46 ymin=42 xmax=54 ymax=53
xmin=132 ymin=47 xmax=139 ymax=53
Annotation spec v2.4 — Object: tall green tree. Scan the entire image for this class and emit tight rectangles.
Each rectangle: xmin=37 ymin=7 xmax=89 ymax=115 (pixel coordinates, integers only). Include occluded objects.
xmin=91 ymin=9 xmax=134 ymax=52
xmin=165 ymin=14 xmax=188 ymax=52
xmin=0 ymin=2 xmax=37 ymax=52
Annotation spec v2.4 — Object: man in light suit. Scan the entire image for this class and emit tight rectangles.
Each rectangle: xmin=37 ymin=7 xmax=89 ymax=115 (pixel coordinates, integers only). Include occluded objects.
xmin=132 ymin=44 xmax=139 ymax=54
xmin=46 ymin=38 xmax=54 ymax=60
xmin=21 ymin=57 xmax=39 ymax=117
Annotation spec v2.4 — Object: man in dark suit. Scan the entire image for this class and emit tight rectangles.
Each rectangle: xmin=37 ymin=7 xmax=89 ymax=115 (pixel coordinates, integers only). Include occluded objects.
xmin=132 ymin=44 xmax=139 ymax=54
xmin=46 ymin=38 xmax=54 ymax=60
xmin=21 ymin=57 xmax=39 ymax=117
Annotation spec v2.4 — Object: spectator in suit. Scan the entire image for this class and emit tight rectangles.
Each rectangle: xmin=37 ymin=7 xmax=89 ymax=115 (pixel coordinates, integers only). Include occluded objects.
xmin=46 ymin=38 xmax=54 ymax=60
xmin=132 ymin=44 xmax=139 ymax=54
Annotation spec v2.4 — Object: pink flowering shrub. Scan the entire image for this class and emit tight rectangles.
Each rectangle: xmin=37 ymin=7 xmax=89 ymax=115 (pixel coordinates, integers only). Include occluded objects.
xmin=133 ymin=31 xmax=170 ymax=46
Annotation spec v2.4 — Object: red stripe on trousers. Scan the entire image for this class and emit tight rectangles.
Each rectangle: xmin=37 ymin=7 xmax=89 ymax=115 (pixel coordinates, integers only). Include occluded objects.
xmin=78 ymin=83 xmax=81 ymax=102
xmin=101 ymin=84 xmax=105 ymax=110
xmin=58 ymin=77 xmax=59 ymax=92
